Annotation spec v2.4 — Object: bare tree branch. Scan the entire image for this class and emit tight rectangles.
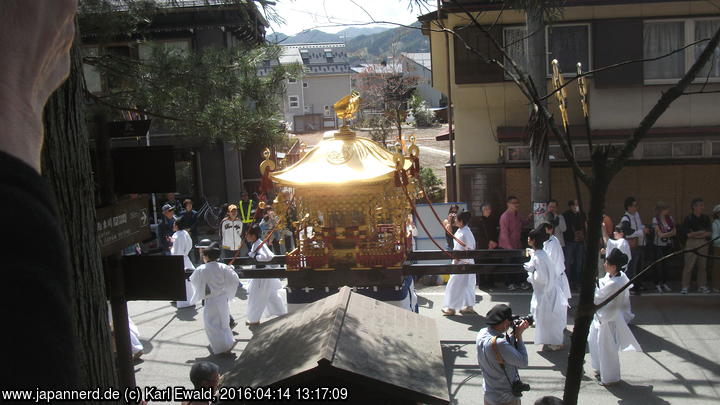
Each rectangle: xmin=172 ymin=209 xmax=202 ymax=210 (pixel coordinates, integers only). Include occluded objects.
xmin=682 ymin=89 xmax=720 ymax=95
xmin=540 ymin=38 xmax=711 ymax=102
xmin=448 ymin=0 xmax=592 ymax=185
xmin=609 ymin=26 xmax=720 ymax=174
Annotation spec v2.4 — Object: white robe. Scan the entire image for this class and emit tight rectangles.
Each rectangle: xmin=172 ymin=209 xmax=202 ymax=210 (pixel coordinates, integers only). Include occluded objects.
xmin=588 ymin=271 xmax=642 ymax=384
xmin=544 ymin=235 xmax=571 ymax=303
xmin=189 ymin=261 xmax=241 ymax=354
xmin=246 ymin=239 xmax=287 ymax=323
xmin=107 ymin=305 xmax=143 ymax=355
xmin=604 ymin=238 xmax=635 ymax=323
xmin=443 ymin=225 xmax=476 ymax=311
xmin=171 ymin=230 xmax=196 ymax=308
xmin=525 ymin=249 xmax=568 ymax=346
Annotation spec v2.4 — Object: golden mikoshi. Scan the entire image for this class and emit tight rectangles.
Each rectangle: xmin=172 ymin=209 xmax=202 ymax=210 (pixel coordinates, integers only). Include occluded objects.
xmin=260 ymin=92 xmax=420 ymax=269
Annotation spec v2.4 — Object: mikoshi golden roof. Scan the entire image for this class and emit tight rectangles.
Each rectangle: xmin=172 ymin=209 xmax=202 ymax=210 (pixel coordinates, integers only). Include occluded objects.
xmin=270 ymin=131 xmax=412 ymax=187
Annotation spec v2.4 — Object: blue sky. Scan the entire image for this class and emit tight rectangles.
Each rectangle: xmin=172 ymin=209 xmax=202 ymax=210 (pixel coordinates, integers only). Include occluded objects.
xmin=268 ymin=0 xmax=436 ymax=35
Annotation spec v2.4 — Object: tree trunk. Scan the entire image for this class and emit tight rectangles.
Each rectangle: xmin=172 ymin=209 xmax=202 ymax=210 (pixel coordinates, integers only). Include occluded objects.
xmin=563 ymin=149 xmax=610 ymax=404
xmin=527 ymin=4 xmax=550 ymax=225
xmin=41 ymin=33 xmax=118 ymax=391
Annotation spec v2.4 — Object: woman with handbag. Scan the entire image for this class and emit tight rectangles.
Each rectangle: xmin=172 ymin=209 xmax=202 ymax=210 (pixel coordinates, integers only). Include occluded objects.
xmin=652 ymin=201 xmax=677 ymax=293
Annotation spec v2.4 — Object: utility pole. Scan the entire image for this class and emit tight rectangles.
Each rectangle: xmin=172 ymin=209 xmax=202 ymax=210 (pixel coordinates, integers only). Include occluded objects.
xmin=527 ymin=3 xmax=550 ymax=226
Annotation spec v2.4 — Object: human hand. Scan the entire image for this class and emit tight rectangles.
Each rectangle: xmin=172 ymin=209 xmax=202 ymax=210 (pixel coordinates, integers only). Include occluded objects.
xmin=0 ymin=0 xmax=77 ymax=172
xmin=513 ymin=320 xmax=530 ymax=338
xmin=600 ymin=248 xmax=606 ymax=255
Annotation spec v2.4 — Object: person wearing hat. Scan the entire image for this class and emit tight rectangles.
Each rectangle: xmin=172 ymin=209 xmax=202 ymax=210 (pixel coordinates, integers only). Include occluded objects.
xmin=601 ymin=223 xmax=633 ymax=274
xmin=525 ymin=227 xmax=567 ymax=351
xmin=651 ymin=201 xmax=677 ymax=293
xmin=711 ymin=204 xmax=720 ymax=293
xmin=158 ymin=203 xmax=177 ymax=255
xmin=171 ymin=216 xmax=196 ymax=309
xmin=476 ymin=304 xmax=529 ymax=405
xmin=220 ymin=204 xmax=244 ymax=260
xmin=195 ymin=238 xmax=240 ymax=328
xmin=189 ymin=242 xmax=241 ymax=355
xmin=588 ymin=249 xmax=641 ymax=386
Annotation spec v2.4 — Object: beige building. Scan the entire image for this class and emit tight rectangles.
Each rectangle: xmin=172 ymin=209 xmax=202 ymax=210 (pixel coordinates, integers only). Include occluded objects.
xmin=420 ymin=0 xmax=720 ymax=221
xmin=278 ymin=43 xmax=352 ymax=132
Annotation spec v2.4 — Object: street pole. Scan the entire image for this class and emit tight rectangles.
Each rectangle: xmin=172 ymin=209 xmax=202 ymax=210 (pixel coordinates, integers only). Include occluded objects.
xmin=438 ymin=0 xmax=456 ymax=202
xmin=95 ymin=112 xmax=136 ymax=389
xmin=527 ymin=4 xmax=550 ymax=226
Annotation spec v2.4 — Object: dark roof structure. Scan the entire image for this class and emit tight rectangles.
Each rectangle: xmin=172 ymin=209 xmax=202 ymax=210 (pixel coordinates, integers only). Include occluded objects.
xmin=222 ymin=286 xmax=450 ymax=404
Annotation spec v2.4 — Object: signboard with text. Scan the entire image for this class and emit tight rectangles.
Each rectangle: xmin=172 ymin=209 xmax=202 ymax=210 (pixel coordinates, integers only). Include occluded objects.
xmin=96 ymin=197 xmax=151 ymax=257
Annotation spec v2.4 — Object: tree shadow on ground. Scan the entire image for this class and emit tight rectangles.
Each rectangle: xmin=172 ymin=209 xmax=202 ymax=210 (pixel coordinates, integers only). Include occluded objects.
xmin=442 ymin=313 xmax=485 ymax=332
xmin=632 ymin=326 xmax=720 ymax=376
xmin=605 ymin=381 xmax=671 ymax=405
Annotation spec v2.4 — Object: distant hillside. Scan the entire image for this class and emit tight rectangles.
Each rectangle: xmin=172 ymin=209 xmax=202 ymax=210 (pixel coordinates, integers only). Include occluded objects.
xmin=345 ymin=22 xmax=428 ymax=65
xmin=336 ymin=26 xmax=389 ymax=39
xmin=265 ymin=23 xmax=428 ymax=65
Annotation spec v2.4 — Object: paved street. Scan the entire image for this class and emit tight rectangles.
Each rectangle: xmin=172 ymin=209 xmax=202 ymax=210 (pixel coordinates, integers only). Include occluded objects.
xmin=128 ymin=282 xmax=719 ymax=404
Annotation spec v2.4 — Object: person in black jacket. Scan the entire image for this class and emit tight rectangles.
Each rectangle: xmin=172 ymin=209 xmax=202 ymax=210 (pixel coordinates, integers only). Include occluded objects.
xmin=563 ymin=199 xmax=587 ymax=285
xmin=0 ymin=0 xmax=81 ymax=389
xmin=471 ymin=203 xmax=499 ymax=288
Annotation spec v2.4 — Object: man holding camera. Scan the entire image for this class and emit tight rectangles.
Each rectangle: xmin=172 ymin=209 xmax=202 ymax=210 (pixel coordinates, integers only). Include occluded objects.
xmin=477 ymin=304 xmax=530 ymax=405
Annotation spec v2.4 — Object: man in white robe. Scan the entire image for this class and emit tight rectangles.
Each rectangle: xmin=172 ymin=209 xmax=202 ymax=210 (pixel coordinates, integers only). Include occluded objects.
xmin=542 ymin=222 xmax=571 ymax=305
xmin=189 ymin=243 xmax=241 ymax=355
xmin=442 ymin=211 xmax=477 ymax=316
xmin=588 ymin=249 xmax=641 ymax=386
xmin=246 ymin=225 xmax=287 ymax=326
xmin=525 ymin=227 xmax=568 ymax=351
xmin=171 ymin=218 xmax=196 ymax=308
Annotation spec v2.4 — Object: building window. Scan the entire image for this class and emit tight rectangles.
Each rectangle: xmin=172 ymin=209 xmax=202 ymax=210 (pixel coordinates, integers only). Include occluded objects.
xmin=288 ymin=77 xmax=297 ymax=83
xmin=644 ymin=18 xmax=720 ymax=82
xmin=303 ymin=82 xmax=309 ymax=88
xmin=643 ymin=142 xmax=673 ymax=158
xmin=504 ymin=26 xmax=528 ymax=78
xmin=696 ymin=19 xmax=720 ymax=79
xmin=712 ymin=141 xmax=720 ymax=156
xmin=300 ymin=49 xmax=309 ymax=64
xmin=546 ymin=24 xmax=591 ymax=76
xmin=289 ymin=96 xmax=299 ymax=108
xmin=672 ymin=142 xmax=703 ymax=157
xmin=644 ymin=21 xmax=685 ymax=81
xmin=506 ymin=146 xmax=530 ymax=161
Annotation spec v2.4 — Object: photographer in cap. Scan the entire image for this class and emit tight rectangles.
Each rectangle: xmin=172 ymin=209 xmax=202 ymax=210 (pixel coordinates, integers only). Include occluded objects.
xmin=477 ymin=304 xmax=530 ymax=405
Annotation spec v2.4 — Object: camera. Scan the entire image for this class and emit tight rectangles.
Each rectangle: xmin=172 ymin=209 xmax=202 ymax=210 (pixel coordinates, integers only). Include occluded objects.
xmin=511 ymin=314 xmax=534 ymax=328
xmin=511 ymin=380 xmax=531 ymax=397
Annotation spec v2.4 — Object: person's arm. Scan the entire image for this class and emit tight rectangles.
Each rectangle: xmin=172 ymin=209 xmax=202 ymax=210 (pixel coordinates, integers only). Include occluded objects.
xmin=557 ymin=215 xmax=567 ymax=234
xmin=622 ymin=216 xmax=643 ymax=239
xmin=712 ymin=220 xmax=720 ymax=242
xmin=500 ymin=323 xmax=529 ymax=368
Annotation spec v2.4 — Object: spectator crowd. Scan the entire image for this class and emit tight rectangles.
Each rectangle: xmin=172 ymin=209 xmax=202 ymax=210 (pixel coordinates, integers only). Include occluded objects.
xmin=466 ymin=195 xmax=720 ymax=294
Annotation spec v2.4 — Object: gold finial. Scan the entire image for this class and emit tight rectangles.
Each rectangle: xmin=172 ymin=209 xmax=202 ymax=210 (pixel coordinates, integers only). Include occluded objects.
xmin=408 ymin=134 xmax=420 ymax=158
xmin=258 ymin=201 xmax=267 ymax=210
xmin=577 ymin=62 xmax=589 ymax=118
xmin=259 ymin=147 xmax=276 ymax=174
xmin=551 ymin=59 xmax=569 ymax=131
xmin=333 ymin=91 xmax=360 ymax=137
